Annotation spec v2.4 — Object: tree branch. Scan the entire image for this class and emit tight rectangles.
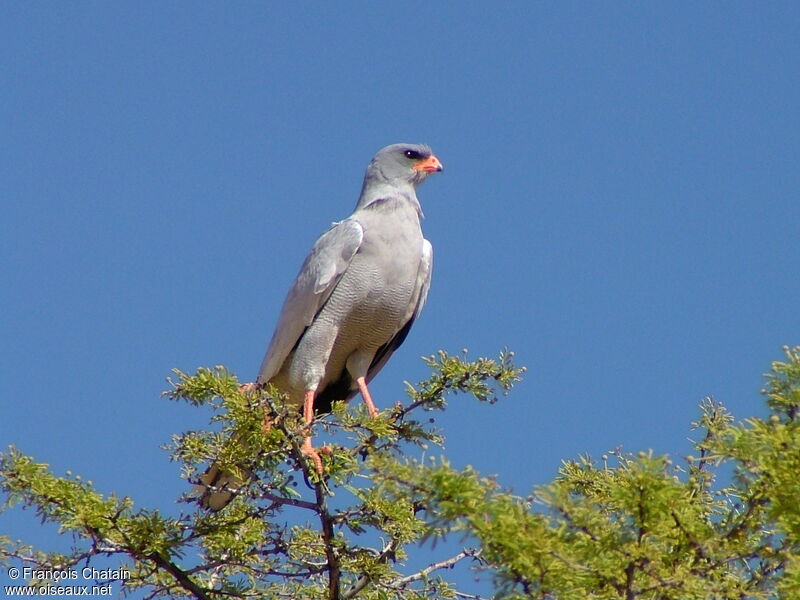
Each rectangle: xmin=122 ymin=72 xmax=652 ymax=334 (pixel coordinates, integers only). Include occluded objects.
xmin=341 ymin=539 xmax=401 ymax=599
xmin=314 ymin=479 xmax=341 ymax=600
xmin=393 ymin=548 xmax=480 ymax=587
xmin=147 ymin=551 xmax=212 ymax=600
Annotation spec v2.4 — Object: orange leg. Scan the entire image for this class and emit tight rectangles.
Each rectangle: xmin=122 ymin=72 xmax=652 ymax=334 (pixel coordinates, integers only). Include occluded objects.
xmin=356 ymin=376 xmax=379 ymax=418
xmin=301 ymin=389 xmax=323 ymax=475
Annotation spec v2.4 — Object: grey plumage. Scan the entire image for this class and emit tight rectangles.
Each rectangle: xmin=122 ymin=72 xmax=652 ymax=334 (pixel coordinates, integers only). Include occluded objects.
xmin=198 ymin=143 xmax=442 ymax=510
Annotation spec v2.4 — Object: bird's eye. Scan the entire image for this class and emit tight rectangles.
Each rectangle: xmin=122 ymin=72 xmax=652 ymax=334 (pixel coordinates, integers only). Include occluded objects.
xmin=404 ymin=149 xmax=423 ymax=160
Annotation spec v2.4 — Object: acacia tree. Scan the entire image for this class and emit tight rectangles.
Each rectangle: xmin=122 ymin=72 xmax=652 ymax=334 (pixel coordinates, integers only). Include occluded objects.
xmin=2 ymin=347 xmax=800 ymax=599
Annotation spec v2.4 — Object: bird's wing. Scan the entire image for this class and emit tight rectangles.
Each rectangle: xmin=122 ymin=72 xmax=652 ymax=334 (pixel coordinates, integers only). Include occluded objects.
xmin=257 ymin=218 xmax=364 ymax=381
xmin=366 ymin=238 xmax=433 ymax=381
xmin=412 ymin=238 xmax=434 ymax=321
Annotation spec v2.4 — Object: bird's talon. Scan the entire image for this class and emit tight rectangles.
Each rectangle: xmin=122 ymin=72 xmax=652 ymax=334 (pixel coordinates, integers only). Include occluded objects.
xmin=301 ymin=439 xmax=324 ymax=475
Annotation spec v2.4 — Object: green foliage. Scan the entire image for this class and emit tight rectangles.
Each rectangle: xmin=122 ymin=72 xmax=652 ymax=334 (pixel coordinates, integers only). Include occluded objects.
xmin=2 ymin=347 xmax=800 ymax=600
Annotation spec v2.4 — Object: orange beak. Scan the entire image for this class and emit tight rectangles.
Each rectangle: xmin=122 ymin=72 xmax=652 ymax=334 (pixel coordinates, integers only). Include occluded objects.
xmin=412 ymin=154 xmax=444 ymax=173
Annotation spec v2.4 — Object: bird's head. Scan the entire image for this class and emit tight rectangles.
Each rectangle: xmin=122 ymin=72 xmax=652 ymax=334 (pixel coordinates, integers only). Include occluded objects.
xmin=366 ymin=143 xmax=443 ymax=188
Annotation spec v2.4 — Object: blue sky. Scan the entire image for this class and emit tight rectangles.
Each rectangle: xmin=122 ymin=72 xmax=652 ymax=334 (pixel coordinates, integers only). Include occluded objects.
xmin=2 ymin=3 xmax=799 ymax=596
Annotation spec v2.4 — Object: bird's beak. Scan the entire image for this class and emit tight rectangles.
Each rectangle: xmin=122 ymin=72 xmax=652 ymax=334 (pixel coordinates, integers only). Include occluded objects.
xmin=413 ymin=154 xmax=444 ymax=173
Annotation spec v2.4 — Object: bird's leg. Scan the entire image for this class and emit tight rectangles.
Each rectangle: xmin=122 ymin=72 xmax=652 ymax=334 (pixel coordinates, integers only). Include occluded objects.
xmin=355 ymin=377 xmax=379 ymax=418
xmin=301 ymin=389 xmax=324 ymax=474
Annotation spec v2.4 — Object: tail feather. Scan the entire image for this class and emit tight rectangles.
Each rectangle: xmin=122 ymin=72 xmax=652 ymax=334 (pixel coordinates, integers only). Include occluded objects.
xmin=196 ymin=464 xmax=248 ymax=511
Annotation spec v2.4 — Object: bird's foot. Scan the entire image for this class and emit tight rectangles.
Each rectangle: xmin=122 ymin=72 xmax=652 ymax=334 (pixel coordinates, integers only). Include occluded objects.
xmin=364 ymin=400 xmax=379 ymax=419
xmin=301 ymin=438 xmax=324 ymax=475
xmin=239 ymin=382 xmax=258 ymax=393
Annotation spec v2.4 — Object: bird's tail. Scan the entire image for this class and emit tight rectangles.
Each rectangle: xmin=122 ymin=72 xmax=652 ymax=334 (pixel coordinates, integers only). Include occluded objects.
xmin=195 ymin=463 xmax=249 ymax=511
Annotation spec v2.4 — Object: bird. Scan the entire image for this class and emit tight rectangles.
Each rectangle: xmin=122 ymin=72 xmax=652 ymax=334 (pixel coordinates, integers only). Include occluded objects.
xmin=198 ymin=143 xmax=443 ymax=510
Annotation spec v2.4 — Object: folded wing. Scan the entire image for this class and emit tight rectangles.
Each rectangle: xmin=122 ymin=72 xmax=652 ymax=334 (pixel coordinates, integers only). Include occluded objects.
xmin=257 ymin=219 xmax=364 ymax=383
